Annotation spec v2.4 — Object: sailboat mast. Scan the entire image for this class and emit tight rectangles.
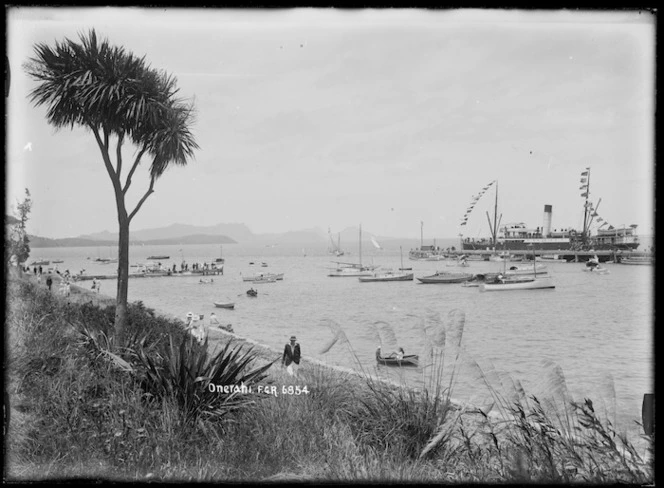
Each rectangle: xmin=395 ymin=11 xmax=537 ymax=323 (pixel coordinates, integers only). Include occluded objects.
xmin=420 ymin=221 xmax=424 ymax=249
xmin=493 ymin=181 xmax=499 ymax=247
xmin=359 ymin=224 xmax=363 ymax=267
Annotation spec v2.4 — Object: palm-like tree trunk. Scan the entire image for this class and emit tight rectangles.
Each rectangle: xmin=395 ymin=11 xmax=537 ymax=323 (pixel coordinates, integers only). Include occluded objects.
xmin=115 ymin=207 xmax=130 ymax=344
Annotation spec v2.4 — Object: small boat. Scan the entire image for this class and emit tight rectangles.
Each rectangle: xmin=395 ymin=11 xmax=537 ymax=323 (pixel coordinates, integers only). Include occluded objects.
xmin=479 ymin=275 xmax=555 ymax=291
xmin=261 ymin=262 xmax=268 ymax=267
xmin=29 ymin=259 xmax=50 ymax=266
xmin=215 ymin=245 xmax=225 ymax=264
xmin=505 ymin=263 xmax=548 ymax=276
xmin=328 ymin=265 xmax=376 ymax=277
xmin=620 ymin=256 xmax=653 ymax=265
xmin=462 ymin=272 xmax=501 ymax=287
xmin=417 ymin=271 xmax=473 ymax=284
xmin=537 ymin=254 xmax=560 ymax=261
xmin=213 ymin=301 xmax=235 ymax=309
xmin=242 ymin=272 xmax=284 ymax=282
xmin=583 ymin=265 xmax=610 ymax=274
xmin=359 ymin=246 xmax=413 ymax=282
xmin=375 ymin=349 xmax=419 ymax=367
xmin=246 ymin=288 xmax=258 ymax=297
xmin=147 ymin=255 xmax=170 ymax=260
xmin=359 ymin=271 xmax=414 ymax=282
xmin=51 ymin=259 xmax=64 ymax=264
xmin=252 ymin=277 xmax=277 ymax=284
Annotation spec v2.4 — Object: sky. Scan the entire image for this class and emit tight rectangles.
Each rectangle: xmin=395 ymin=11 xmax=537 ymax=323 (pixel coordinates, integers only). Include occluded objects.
xmin=5 ymin=7 xmax=656 ymax=240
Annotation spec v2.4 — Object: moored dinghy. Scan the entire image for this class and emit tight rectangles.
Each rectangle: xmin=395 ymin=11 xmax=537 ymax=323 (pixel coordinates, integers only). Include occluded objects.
xmin=417 ymin=271 xmax=473 ymax=284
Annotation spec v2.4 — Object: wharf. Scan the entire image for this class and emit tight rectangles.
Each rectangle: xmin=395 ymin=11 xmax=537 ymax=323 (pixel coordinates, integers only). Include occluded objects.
xmin=453 ymin=249 xmax=652 ymax=263
xmin=74 ymin=270 xmax=223 ymax=281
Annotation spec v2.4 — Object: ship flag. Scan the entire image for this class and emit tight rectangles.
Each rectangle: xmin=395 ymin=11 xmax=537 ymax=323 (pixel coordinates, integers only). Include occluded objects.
xmin=460 ymin=179 xmax=496 ymax=227
xmin=581 ymin=171 xmax=589 ymax=176
xmin=581 ymin=192 xmax=588 ymax=197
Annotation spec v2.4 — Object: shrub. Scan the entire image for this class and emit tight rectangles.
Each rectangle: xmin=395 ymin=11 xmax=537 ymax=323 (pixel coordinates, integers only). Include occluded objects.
xmin=135 ymin=334 xmax=275 ymax=427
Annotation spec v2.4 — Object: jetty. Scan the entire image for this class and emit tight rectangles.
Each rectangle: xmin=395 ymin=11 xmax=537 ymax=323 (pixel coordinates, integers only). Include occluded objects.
xmin=73 ymin=269 xmax=224 ymax=281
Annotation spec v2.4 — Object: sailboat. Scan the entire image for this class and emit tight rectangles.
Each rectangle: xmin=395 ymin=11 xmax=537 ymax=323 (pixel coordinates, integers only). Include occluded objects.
xmin=480 ymin=245 xmax=555 ymax=291
xmin=359 ymin=246 xmax=414 ymax=282
xmin=327 ymin=225 xmax=379 ymax=277
xmin=215 ymin=245 xmax=225 ymax=264
xmin=370 ymin=236 xmax=383 ymax=250
xmin=328 ymin=228 xmax=345 ymax=257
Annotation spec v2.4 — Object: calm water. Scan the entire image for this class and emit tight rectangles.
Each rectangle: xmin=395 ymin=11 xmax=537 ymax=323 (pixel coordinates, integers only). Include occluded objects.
xmin=32 ymin=242 xmax=653 ymax=437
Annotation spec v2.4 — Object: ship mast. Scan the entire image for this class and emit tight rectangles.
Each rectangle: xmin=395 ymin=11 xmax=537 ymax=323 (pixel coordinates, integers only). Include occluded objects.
xmin=485 ymin=181 xmax=501 ymax=251
xmin=581 ymin=167 xmax=591 ymax=247
xmin=420 ymin=220 xmax=424 ymax=249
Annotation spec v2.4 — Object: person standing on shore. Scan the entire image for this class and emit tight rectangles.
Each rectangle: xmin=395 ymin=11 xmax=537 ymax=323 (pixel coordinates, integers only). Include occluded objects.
xmin=46 ymin=276 xmax=53 ymax=292
xmin=281 ymin=335 xmax=301 ymax=376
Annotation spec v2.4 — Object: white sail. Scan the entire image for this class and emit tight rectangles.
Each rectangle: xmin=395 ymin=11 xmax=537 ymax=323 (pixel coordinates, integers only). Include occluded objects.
xmin=370 ymin=236 xmax=382 ymax=250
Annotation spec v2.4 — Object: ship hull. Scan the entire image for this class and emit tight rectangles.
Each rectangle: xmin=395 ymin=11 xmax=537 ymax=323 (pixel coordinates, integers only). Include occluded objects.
xmin=462 ymin=239 xmax=639 ymax=252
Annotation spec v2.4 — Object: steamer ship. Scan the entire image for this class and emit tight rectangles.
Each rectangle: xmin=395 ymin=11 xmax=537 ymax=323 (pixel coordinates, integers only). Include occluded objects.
xmin=459 ymin=169 xmax=640 ymax=253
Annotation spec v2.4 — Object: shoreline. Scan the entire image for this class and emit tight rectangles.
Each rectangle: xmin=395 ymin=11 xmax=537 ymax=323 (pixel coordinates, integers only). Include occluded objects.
xmin=20 ymin=268 xmax=475 ymax=411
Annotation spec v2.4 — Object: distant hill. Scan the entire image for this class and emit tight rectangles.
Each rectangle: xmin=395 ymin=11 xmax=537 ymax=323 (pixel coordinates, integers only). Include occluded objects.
xmin=56 ymin=222 xmax=330 ymax=247
xmin=29 ymin=234 xmax=237 ymax=248
xmin=30 ymin=222 xmax=469 ymax=249
xmin=78 ymin=222 xmax=256 ymax=243
xmin=29 ymin=236 xmax=118 ymax=248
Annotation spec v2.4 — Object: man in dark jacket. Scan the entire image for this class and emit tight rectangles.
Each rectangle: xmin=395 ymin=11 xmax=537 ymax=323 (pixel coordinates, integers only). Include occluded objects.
xmin=281 ymin=335 xmax=301 ymax=375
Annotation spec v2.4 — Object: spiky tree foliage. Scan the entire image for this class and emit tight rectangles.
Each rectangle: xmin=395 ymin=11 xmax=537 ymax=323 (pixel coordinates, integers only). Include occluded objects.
xmin=25 ymin=29 xmax=199 ymax=344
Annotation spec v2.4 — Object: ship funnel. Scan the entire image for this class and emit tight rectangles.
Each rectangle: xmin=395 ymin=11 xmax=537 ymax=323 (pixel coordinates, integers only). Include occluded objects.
xmin=543 ymin=205 xmax=552 ymax=237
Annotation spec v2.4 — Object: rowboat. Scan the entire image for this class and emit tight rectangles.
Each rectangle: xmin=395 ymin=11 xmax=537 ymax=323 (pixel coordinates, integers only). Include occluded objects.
xmin=375 ymin=350 xmax=419 ymax=367
xmin=213 ymin=301 xmax=235 ymax=309
xmin=417 ymin=271 xmax=473 ymax=284
xmin=246 ymin=288 xmax=258 ymax=297
xmin=147 ymin=255 xmax=169 ymax=260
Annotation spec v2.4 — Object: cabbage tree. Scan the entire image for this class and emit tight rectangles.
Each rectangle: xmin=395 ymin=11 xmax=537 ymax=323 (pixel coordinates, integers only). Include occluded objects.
xmin=25 ymin=29 xmax=199 ymax=344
